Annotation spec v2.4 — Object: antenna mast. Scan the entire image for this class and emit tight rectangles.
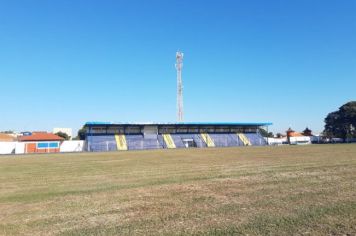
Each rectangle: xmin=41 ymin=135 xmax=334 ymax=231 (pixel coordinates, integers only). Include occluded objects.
xmin=175 ymin=51 xmax=184 ymax=122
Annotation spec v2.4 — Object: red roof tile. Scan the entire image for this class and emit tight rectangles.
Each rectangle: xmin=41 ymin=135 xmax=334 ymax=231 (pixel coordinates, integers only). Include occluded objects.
xmin=288 ymin=131 xmax=304 ymax=137
xmin=18 ymin=132 xmax=64 ymax=142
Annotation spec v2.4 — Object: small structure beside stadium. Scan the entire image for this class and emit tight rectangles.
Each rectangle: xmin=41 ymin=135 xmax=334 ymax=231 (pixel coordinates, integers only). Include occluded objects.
xmin=18 ymin=132 xmax=64 ymax=153
xmin=84 ymin=122 xmax=272 ymax=152
xmin=286 ymin=128 xmax=311 ymax=145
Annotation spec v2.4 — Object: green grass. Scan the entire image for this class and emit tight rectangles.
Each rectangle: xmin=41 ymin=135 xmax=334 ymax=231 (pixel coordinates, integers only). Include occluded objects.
xmin=0 ymin=144 xmax=355 ymax=235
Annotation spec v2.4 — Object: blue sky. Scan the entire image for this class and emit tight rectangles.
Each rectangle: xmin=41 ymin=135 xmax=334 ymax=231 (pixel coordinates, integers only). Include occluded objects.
xmin=0 ymin=0 xmax=355 ymax=134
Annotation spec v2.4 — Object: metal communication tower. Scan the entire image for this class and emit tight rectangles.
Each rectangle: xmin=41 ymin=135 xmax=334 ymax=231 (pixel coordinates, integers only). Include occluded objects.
xmin=175 ymin=51 xmax=184 ymax=122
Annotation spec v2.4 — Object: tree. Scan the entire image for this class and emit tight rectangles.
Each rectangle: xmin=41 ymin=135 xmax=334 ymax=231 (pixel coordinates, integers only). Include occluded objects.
xmin=1 ymin=130 xmax=14 ymax=134
xmin=324 ymin=101 xmax=356 ymax=141
xmin=302 ymin=127 xmax=312 ymax=136
xmin=75 ymin=127 xmax=86 ymax=140
xmin=55 ymin=131 xmax=70 ymax=140
xmin=259 ymin=128 xmax=274 ymax=137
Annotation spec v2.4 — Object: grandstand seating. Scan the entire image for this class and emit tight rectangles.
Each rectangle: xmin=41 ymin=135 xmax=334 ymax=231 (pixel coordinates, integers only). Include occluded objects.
xmin=143 ymin=138 xmax=161 ymax=149
xmin=244 ymin=133 xmax=266 ymax=146
xmin=84 ymin=122 xmax=271 ymax=152
xmin=125 ymin=135 xmax=143 ymax=150
xmin=170 ymin=134 xmax=185 ymax=148
xmin=161 ymin=134 xmax=207 ymax=148
xmin=209 ymin=133 xmax=240 ymax=147
xmin=179 ymin=134 xmax=207 ymax=148
xmin=230 ymin=134 xmax=243 ymax=146
xmin=157 ymin=135 xmax=166 ymax=148
xmin=87 ymin=135 xmax=117 ymax=152
xmin=86 ymin=132 xmax=266 ymax=152
xmin=125 ymin=134 xmax=161 ymax=150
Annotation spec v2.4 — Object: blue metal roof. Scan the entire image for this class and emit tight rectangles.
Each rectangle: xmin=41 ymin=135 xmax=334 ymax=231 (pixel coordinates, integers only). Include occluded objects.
xmin=172 ymin=122 xmax=272 ymax=126
xmin=85 ymin=121 xmax=272 ymax=126
xmin=85 ymin=121 xmax=112 ymax=125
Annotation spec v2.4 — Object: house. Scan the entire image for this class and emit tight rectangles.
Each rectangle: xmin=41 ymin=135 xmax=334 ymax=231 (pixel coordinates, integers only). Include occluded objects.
xmin=18 ymin=132 xmax=64 ymax=153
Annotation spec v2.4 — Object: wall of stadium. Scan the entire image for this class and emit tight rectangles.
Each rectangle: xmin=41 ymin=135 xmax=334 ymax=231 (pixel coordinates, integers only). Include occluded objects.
xmin=60 ymin=141 xmax=84 ymax=152
xmin=0 ymin=142 xmax=17 ymax=155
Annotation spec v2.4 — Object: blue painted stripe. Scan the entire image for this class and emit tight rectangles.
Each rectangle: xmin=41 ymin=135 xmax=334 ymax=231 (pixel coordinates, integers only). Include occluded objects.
xmin=37 ymin=143 xmax=49 ymax=148
xmin=37 ymin=142 xmax=59 ymax=149
xmin=49 ymin=142 xmax=59 ymax=148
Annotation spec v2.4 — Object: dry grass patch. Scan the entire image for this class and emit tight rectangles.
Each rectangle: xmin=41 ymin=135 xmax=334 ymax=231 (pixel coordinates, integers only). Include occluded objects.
xmin=0 ymin=144 xmax=355 ymax=235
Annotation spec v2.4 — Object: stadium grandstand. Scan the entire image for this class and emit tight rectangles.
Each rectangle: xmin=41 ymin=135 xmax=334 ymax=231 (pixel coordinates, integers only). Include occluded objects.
xmin=84 ymin=122 xmax=272 ymax=152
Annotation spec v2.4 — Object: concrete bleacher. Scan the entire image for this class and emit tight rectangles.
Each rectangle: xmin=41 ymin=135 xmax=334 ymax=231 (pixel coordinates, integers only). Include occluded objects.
xmin=86 ymin=132 xmax=266 ymax=152
xmin=161 ymin=133 xmax=203 ymax=148
xmin=178 ymin=134 xmax=206 ymax=148
xmin=209 ymin=133 xmax=240 ymax=147
xmin=244 ymin=133 xmax=266 ymax=146
xmin=125 ymin=134 xmax=161 ymax=150
xmin=87 ymin=135 xmax=117 ymax=152
xmin=231 ymin=134 xmax=243 ymax=146
xmin=170 ymin=134 xmax=185 ymax=148
xmin=125 ymin=135 xmax=143 ymax=150
xmin=142 ymin=138 xmax=161 ymax=149
xmin=157 ymin=135 xmax=166 ymax=148
xmin=84 ymin=122 xmax=272 ymax=152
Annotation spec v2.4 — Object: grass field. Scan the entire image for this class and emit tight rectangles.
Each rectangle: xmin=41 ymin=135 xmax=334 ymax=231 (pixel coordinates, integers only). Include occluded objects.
xmin=0 ymin=144 xmax=355 ymax=235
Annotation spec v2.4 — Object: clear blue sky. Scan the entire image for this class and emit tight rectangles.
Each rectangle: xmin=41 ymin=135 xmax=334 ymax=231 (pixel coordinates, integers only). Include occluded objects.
xmin=0 ymin=0 xmax=355 ymax=134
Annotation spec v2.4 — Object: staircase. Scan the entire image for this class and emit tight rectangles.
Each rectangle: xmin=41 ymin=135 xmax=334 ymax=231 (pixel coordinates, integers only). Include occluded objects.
xmin=163 ymin=134 xmax=176 ymax=148
xmin=115 ymin=134 xmax=128 ymax=150
xmin=200 ymin=133 xmax=215 ymax=147
xmin=238 ymin=133 xmax=251 ymax=146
